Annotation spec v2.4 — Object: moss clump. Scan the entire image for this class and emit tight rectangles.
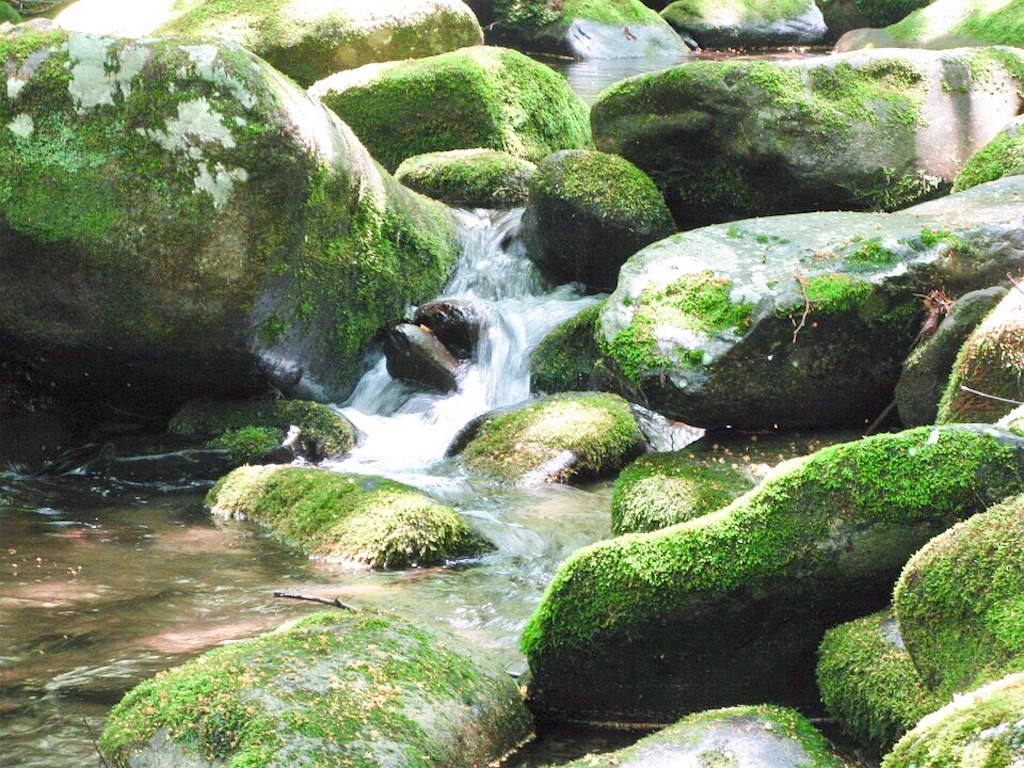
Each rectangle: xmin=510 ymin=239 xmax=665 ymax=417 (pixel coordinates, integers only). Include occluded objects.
xmin=937 ymin=289 xmax=1024 ymax=424
xmin=169 ymin=399 xmax=358 ymax=460
xmin=894 ymin=493 xmax=1024 ymax=698
xmin=207 ymin=465 xmax=491 ymax=568
xmin=207 ymin=425 xmax=285 ymax=466
xmin=312 ymin=46 xmax=591 ymax=173
xmin=0 ymin=3 xmax=23 ymax=23
xmin=886 ymin=0 xmax=1024 ymax=47
xmin=953 ymin=118 xmax=1024 ymax=192
xmin=611 ymin=450 xmax=757 ymax=535
xmin=395 ymin=148 xmax=535 ymax=208
xmin=494 ymin=0 xmax=656 ymax=31
xmin=100 ymin=609 xmax=533 ymax=768
xmin=817 ymin=609 xmax=945 ymax=753
xmin=530 ymin=302 xmax=605 ymax=395
xmin=454 ymin=392 xmax=646 ymax=485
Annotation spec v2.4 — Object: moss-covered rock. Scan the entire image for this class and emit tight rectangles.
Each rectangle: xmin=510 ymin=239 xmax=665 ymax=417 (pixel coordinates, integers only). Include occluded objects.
xmin=937 ymin=288 xmax=1024 ymax=424
xmin=837 ymin=0 xmax=1024 ymax=50
xmin=168 ymin=398 xmax=359 ymax=466
xmin=522 ymin=425 xmax=1024 ymax=725
xmin=530 ymin=302 xmax=605 ymax=395
xmin=611 ymin=449 xmax=757 ymax=535
xmin=208 ymin=465 xmax=491 ymax=568
xmin=596 ymin=181 xmax=1024 ymax=429
xmin=395 ymin=148 xmax=536 ymax=208
xmin=895 ymin=286 xmax=1007 ymax=427
xmin=447 ymin=392 xmax=647 ymax=485
xmin=559 ymin=705 xmax=848 ymax=768
xmin=953 ymin=116 xmax=1024 ymax=193
xmin=882 ymin=671 xmax=1024 ymax=768
xmin=592 ymin=47 xmax=1024 ymax=228
xmin=818 ymin=0 xmax=931 ymax=38
xmin=310 ymin=46 xmax=591 ymax=173
xmin=661 ymin=0 xmax=828 ymax=48
xmin=100 ymin=609 xmax=533 ymax=768
xmin=490 ymin=0 xmax=688 ymax=59
xmin=0 ymin=28 xmax=459 ymax=418
xmin=816 ymin=609 xmax=945 ymax=753
xmin=521 ymin=150 xmax=675 ymax=292
xmin=0 ymin=3 xmax=24 ymax=23
xmin=997 ymin=402 xmax=1024 ymax=434
xmin=894 ymin=493 xmax=1024 ymax=698
xmin=55 ymin=0 xmax=484 ymax=86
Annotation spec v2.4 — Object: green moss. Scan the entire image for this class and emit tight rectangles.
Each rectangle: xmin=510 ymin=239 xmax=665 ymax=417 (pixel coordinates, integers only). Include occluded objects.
xmin=0 ymin=2 xmax=23 ymax=23
xmin=953 ymin=122 xmax=1024 ymax=192
xmin=457 ymin=392 xmax=645 ymax=485
xmin=888 ymin=0 xmax=1024 ymax=47
xmin=207 ymin=465 xmax=491 ymax=568
xmin=611 ymin=450 xmax=758 ymax=535
xmin=662 ymin=0 xmax=813 ymax=28
xmin=846 ymin=237 xmax=900 ymax=267
xmin=817 ymin=609 xmax=945 ymax=752
xmin=395 ymin=149 xmax=536 ymax=208
xmin=494 ymin=0 xmax=655 ymax=30
xmin=208 ymin=425 xmax=283 ymax=466
xmin=100 ymin=609 xmax=532 ymax=768
xmin=530 ymin=302 xmax=605 ymax=394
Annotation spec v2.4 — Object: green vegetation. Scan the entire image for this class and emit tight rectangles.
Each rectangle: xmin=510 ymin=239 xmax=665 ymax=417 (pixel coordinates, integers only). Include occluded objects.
xmin=395 ymin=149 xmax=536 ymax=207
xmin=953 ymin=120 xmax=1024 ymax=192
xmin=0 ymin=2 xmax=23 ymax=23
xmin=493 ymin=0 xmax=655 ymax=30
xmin=208 ymin=426 xmax=284 ymax=466
xmin=663 ymin=0 xmax=814 ymax=27
xmin=100 ymin=610 xmax=532 ymax=768
xmin=207 ymin=465 xmax=491 ymax=568
xmin=530 ymin=302 xmax=605 ymax=394
xmin=887 ymin=0 xmax=1024 ymax=47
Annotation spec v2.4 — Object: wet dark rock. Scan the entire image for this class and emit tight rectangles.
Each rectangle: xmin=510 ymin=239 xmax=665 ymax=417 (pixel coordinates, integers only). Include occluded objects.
xmin=383 ymin=323 xmax=460 ymax=392
xmin=414 ymin=299 xmax=496 ymax=359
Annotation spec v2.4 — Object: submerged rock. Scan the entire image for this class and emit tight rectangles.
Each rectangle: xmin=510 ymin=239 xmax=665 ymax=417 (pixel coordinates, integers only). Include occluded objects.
xmin=661 ymin=0 xmax=828 ymax=48
xmin=447 ymin=392 xmax=648 ymax=485
xmin=100 ymin=609 xmax=533 ymax=768
xmin=310 ymin=46 xmax=592 ymax=172
xmin=953 ymin=116 xmax=1024 ymax=193
xmin=592 ymin=47 xmax=1024 ymax=228
xmin=382 ymin=323 xmax=461 ymax=393
xmin=522 ymin=150 xmax=675 ymax=292
xmin=817 ymin=609 xmax=944 ymax=753
xmin=836 ymin=0 xmax=1024 ymax=51
xmin=522 ymin=425 xmax=1024 ymax=725
xmin=395 ymin=149 xmax=536 ymax=208
xmin=208 ymin=465 xmax=491 ymax=568
xmin=0 ymin=28 xmax=459 ymax=417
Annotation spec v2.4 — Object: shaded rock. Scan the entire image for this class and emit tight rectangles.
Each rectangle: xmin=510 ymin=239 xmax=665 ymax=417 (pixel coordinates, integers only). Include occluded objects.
xmin=611 ymin=448 xmax=758 ymax=535
xmin=592 ymin=47 xmax=1024 ymax=228
xmin=894 ymin=493 xmax=1024 ymax=697
xmin=896 ymin=286 xmax=1007 ymax=427
xmin=817 ymin=608 xmax=945 ymax=753
xmin=56 ymin=0 xmax=484 ymax=86
xmin=383 ymin=323 xmax=461 ymax=393
xmin=883 ymin=672 xmax=1024 ymax=768
xmin=310 ymin=46 xmax=592 ymax=172
xmin=447 ymin=392 xmax=647 ymax=485
xmin=817 ymin=0 xmax=931 ymax=39
xmin=521 ymin=150 xmax=675 ymax=292
xmin=489 ymin=0 xmax=689 ymax=59
xmin=530 ymin=301 xmax=605 ymax=394
xmin=521 ymin=425 xmax=1024 ymax=725
xmin=661 ymin=0 xmax=828 ymax=48
xmin=954 ymin=116 xmax=1024 ymax=193
xmin=559 ymin=705 xmax=847 ymax=768
xmin=0 ymin=28 xmax=459 ymax=419
xmin=596 ymin=177 xmax=1024 ymax=430
xmin=396 ymin=149 xmax=536 ymax=208
xmin=836 ymin=0 xmax=1024 ymax=51
xmin=208 ymin=465 xmax=491 ymax=568
xmin=414 ymin=299 xmax=496 ymax=359
xmin=937 ymin=287 xmax=1024 ymax=424
xmin=100 ymin=609 xmax=532 ymax=767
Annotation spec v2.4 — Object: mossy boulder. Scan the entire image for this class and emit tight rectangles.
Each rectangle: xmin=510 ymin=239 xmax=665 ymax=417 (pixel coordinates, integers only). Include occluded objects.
xmin=837 ymin=0 xmax=1024 ymax=50
xmin=596 ymin=178 xmax=1024 ymax=429
xmin=953 ymin=116 xmax=1024 ymax=193
xmin=0 ymin=3 xmax=23 ymax=23
xmin=661 ymin=0 xmax=828 ymax=48
xmin=522 ymin=425 xmax=1024 ymax=725
xmin=310 ymin=46 xmax=592 ymax=173
xmin=816 ymin=609 xmax=945 ymax=753
xmin=611 ymin=449 xmax=758 ymax=535
xmin=100 ymin=609 xmax=533 ymax=768
xmin=817 ymin=0 xmax=931 ymax=38
xmin=894 ymin=493 xmax=1024 ymax=698
xmin=168 ymin=398 xmax=359 ymax=466
xmin=883 ymin=672 xmax=1024 ymax=768
xmin=937 ymin=288 xmax=1024 ymax=424
xmin=395 ymin=149 xmax=536 ymax=208
xmin=895 ymin=286 xmax=1007 ymax=427
xmin=0 ymin=28 xmax=459 ymax=418
xmin=591 ymin=47 xmax=1024 ymax=228
xmin=207 ymin=465 xmax=491 ymax=568
xmin=489 ymin=0 xmax=688 ymax=59
xmin=559 ymin=705 xmax=848 ymax=768
xmin=55 ymin=0 xmax=484 ymax=86
xmin=530 ymin=301 xmax=605 ymax=394
xmin=447 ymin=392 xmax=647 ymax=485
xmin=521 ymin=150 xmax=675 ymax=292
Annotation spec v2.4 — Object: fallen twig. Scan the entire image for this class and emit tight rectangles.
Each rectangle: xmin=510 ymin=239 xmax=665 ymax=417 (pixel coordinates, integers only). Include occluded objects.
xmin=273 ymin=591 xmax=359 ymax=611
xmin=792 ymin=269 xmax=816 ymax=344
xmin=82 ymin=717 xmax=111 ymax=768
xmin=959 ymin=386 xmax=1024 ymax=407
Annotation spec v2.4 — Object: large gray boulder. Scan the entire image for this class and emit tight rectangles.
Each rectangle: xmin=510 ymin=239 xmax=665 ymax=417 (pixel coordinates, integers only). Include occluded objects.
xmin=595 ymin=177 xmax=1024 ymax=430
xmin=592 ymin=47 xmax=1024 ymax=228
xmin=0 ymin=27 xmax=459 ymax=417
xmin=661 ymin=0 xmax=828 ymax=48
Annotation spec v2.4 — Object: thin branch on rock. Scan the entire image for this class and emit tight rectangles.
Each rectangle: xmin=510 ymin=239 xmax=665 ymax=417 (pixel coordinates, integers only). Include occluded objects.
xmin=959 ymin=386 xmax=1024 ymax=407
xmin=273 ymin=591 xmax=359 ymax=611
xmin=791 ymin=269 xmax=817 ymax=344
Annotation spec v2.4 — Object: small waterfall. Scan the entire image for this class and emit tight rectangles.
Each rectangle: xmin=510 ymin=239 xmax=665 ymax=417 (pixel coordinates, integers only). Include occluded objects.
xmin=331 ymin=208 xmax=602 ymax=479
